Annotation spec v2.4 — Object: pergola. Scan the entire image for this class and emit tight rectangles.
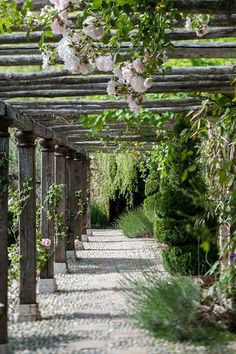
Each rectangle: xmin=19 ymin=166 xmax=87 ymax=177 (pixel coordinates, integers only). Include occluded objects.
xmin=0 ymin=0 xmax=236 ymax=351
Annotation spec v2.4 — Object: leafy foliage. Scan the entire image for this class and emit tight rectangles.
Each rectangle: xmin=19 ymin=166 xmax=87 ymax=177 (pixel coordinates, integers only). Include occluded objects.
xmin=115 ymin=205 xmax=153 ymax=238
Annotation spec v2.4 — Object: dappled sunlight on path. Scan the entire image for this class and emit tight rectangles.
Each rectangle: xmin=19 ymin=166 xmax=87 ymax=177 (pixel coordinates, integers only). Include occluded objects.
xmin=9 ymin=230 xmax=236 ymax=354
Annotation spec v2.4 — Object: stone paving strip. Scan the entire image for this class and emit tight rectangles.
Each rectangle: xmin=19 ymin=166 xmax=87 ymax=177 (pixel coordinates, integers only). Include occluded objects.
xmin=9 ymin=229 xmax=236 ymax=354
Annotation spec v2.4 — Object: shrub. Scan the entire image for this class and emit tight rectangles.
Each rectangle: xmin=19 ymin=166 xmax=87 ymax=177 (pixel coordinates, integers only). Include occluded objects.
xmin=143 ymin=193 xmax=160 ymax=215
xmin=114 ymin=206 xmax=153 ymax=238
xmin=162 ymin=244 xmax=218 ymax=276
xmin=154 ymin=217 xmax=192 ymax=245
xmin=91 ymin=202 xmax=108 ymax=228
xmin=125 ymin=275 xmax=210 ymax=342
xmin=145 ymin=172 xmax=160 ymax=197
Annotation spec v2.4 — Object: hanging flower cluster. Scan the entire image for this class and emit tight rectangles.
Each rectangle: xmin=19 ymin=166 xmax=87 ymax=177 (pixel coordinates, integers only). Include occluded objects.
xmin=185 ymin=14 xmax=210 ymax=37
xmin=26 ymin=0 xmax=210 ymax=115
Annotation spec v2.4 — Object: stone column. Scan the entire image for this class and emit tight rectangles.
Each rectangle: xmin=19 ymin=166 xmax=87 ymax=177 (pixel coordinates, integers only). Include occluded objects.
xmin=54 ymin=145 xmax=67 ymax=274
xmin=74 ymin=153 xmax=84 ymax=250
xmin=15 ymin=130 xmax=41 ymax=322
xmin=0 ymin=116 xmax=12 ymax=353
xmin=66 ymin=149 xmax=76 ymax=257
xmin=38 ymin=139 xmax=57 ymax=293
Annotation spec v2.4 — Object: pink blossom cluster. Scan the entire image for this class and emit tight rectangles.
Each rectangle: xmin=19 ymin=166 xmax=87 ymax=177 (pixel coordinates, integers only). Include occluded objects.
xmin=41 ymin=238 xmax=52 ymax=247
xmin=185 ymin=16 xmax=209 ymax=37
xmin=74 ymin=239 xmax=82 ymax=249
xmin=0 ymin=303 xmax=4 ymax=308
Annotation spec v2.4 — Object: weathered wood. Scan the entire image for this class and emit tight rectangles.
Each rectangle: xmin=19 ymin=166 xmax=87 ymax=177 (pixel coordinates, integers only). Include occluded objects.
xmin=66 ymin=149 xmax=76 ymax=251
xmin=86 ymin=157 xmax=91 ymax=230
xmin=81 ymin=156 xmax=88 ymax=235
xmin=1 ymin=82 xmax=233 ymax=99
xmin=39 ymin=139 xmax=55 ymax=280
xmin=16 ymin=0 xmax=236 ymax=13
xmin=15 ymin=130 xmax=37 ymax=305
xmin=54 ymin=145 xmax=67 ymax=264
xmin=73 ymin=153 xmax=84 ymax=242
xmin=0 ymin=115 xmax=12 ymax=346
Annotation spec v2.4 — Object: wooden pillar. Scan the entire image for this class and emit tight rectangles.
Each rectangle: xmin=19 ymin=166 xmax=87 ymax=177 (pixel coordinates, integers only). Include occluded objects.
xmin=54 ymin=145 xmax=67 ymax=274
xmin=86 ymin=157 xmax=92 ymax=234
xmin=74 ymin=153 xmax=84 ymax=249
xmin=38 ymin=138 xmax=57 ymax=293
xmin=66 ymin=149 xmax=76 ymax=255
xmin=0 ymin=116 xmax=11 ymax=351
xmin=15 ymin=130 xmax=41 ymax=322
xmin=81 ymin=155 xmax=88 ymax=238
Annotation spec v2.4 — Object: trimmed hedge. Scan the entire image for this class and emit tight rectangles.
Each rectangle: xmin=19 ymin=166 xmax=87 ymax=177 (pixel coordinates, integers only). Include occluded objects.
xmin=162 ymin=244 xmax=218 ymax=276
xmin=154 ymin=217 xmax=192 ymax=246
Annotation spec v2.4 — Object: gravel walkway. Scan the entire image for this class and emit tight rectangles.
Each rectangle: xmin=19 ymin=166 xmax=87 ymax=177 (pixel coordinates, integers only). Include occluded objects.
xmin=9 ymin=229 xmax=236 ymax=354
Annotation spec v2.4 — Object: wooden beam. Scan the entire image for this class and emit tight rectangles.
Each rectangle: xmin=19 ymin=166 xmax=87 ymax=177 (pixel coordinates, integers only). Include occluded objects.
xmin=0 ymin=115 xmax=12 ymax=348
xmin=66 ymin=149 xmax=76 ymax=251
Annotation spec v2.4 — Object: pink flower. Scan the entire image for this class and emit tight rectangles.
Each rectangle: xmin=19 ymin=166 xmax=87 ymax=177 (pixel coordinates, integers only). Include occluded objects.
xmin=74 ymin=239 xmax=82 ymax=249
xmin=95 ymin=55 xmax=114 ymax=72
xmin=122 ymin=65 xmax=134 ymax=83
xmin=0 ymin=303 xmax=4 ymax=308
xmin=113 ymin=66 xmax=123 ymax=82
xmin=133 ymin=59 xmax=144 ymax=73
xmin=196 ymin=24 xmax=209 ymax=37
xmin=79 ymin=62 xmax=94 ymax=74
xmin=127 ymin=96 xmax=141 ymax=116
xmin=41 ymin=238 xmax=51 ymax=247
xmin=185 ymin=17 xmax=193 ymax=32
xmin=131 ymin=76 xmax=147 ymax=93
xmin=107 ymin=80 xmax=117 ymax=95
xmin=51 ymin=18 xmax=66 ymax=35
xmin=144 ymin=78 xmax=153 ymax=89
xmin=83 ymin=16 xmax=104 ymax=40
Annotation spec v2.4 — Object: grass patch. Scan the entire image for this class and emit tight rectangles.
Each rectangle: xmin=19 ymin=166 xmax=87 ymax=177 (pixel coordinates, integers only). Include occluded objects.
xmin=114 ymin=206 xmax=153 ymax=238
xmin=124 ymin=275 xmax=236 ymax=344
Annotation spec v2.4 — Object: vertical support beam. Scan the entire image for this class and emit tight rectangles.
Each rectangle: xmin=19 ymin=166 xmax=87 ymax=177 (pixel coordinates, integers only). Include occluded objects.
xmin=86 ymin=157 xmax=92 ymax=235
xmin=81 ymin=155 xmax=88 ymax=240
xmin=66 ymin=149 xmax=76 ymax=256
xmin=54 ymin=145 xmax=67 ymax=274
xmin=74 ymin=153 xmax=84 ymax=250
xmin=38 ymin=139 xmax=57 ymax=293
xmin=0 ymin=115 xmax=11 ymax=353
xmin=15 ymin=130 xmax=41 ymax=322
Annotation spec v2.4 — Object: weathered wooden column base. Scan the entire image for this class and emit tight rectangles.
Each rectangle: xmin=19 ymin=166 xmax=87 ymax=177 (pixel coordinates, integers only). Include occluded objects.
xmin=54 ymin=262 xmax=68 ymax=274
xmin=37 ymin=278 xmax=57 ymax=294
xmin=17 ymin=303 xmax=41 ymax=323
xmin=0 ymin=343 xmax=11 ymax=354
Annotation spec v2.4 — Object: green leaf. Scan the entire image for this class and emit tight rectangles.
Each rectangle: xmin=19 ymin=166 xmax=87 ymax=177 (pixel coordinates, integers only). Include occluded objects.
xmin=92 ymin=0 xmax=103 ymax=9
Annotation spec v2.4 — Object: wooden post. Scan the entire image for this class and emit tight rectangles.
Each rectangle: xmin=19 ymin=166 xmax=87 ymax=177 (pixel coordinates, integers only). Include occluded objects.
xmin=81 ymin=155 xmax=88 ymax=240
xmin=0 ymin=115 xmax=12 ymax=352
xmin=66 ymin=149 xmax=76 ymax=256
xmin=54 ymin=145 xmax=67 ymax=274
xmin=38 ymin=138 xmax=57 ymax=293
xmin=15 ymin=130 xmax=41 ymax=322
xmin=86 ymin=157 xmax=92 ymax=235
xmin=74 ymin=153 xmax=84 ymax=250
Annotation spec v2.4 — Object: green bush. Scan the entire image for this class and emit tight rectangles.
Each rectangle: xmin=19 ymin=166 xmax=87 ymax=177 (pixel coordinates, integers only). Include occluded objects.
xmin=125 ymin=275 xmax=212 ymax=342
xmin=143 ymin=193 xmax=160 ymax=215
xmin=115 ymin=206 xmax=153 ymax=238
xmin=145 ymin=172 xmax=160 ymax=197
xmin=154 ymin=217 xmax=192 ymax=245
xmin=162 ymin=244 xmax=218 ymax=276
xmin=91 ymin=202 xmax=108 ymax=228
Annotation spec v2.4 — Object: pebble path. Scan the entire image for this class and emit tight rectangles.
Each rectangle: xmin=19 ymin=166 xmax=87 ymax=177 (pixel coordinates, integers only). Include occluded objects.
xmin=9 ymin=229 xmax=236 ymax=354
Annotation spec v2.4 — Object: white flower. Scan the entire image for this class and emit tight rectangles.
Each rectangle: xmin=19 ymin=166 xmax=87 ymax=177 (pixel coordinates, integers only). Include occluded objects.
xmin=107 ymin=80 xmax=117 ymax=95
xmin=42 ymin=53 xmax=50 ymax=69
xmin=122 ymin=65 xmax=133 ymax=83
xmin=185 ymin=17 xmax=193 ymax=32
xmin=127 ymin=96 xmax=141 ymax=115
xmin=95 ymin=55 xmax=114 ymax=72
xmin=131 ymin=76 xmax=147 ymax=93
xmin=196 ymin=24 xmax=209 ymax=37
xmin=83 ymin=16 xmax=104 ymax=40
xmin=79 ymin=62 xmax=94 ymax=74
xmin=113 ymin=66 xmax=123 ymax=82
xmin=0 ymin=303 xmax=4 ymax=308
xmin=133 ymin=59 xmax=144 ymax=73
xmin=51 ymin=18 xmax=66 ymax=35
xmin=144 ymin=78 xmax=153 ymax=89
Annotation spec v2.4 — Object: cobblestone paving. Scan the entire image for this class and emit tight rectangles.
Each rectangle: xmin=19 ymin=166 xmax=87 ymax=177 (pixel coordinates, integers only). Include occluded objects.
xmin=9 ymin=230 xmax=236 ymax=354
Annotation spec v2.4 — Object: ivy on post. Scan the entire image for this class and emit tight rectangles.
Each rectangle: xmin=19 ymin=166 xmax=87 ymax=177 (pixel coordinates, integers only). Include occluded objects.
xmin=0 ymin=114 xmax=12 ymax=353
xmin=73 ymin=152 xmax=84 ymax=250
xmin=86 ymin=156 xmax=92 ymax=236
xmin=38 ymin=138 xmax=57 ymax=294
xmin=66 ymin=149 xmax=76 ymax=257
xmin=15 ymin=130 xmax=41 ymax=322
xmin=54 ymin=145 xmax=67 ymax=274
